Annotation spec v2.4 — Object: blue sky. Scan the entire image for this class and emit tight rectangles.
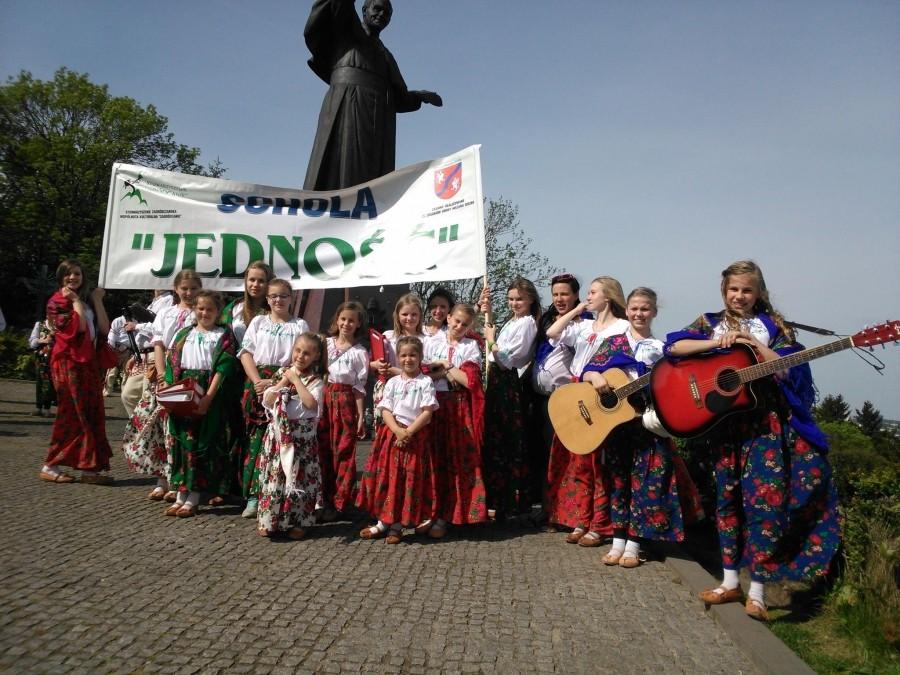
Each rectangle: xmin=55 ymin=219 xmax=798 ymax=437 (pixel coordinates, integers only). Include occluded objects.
xmin=2 ymin=1 xmax=898 ymax=417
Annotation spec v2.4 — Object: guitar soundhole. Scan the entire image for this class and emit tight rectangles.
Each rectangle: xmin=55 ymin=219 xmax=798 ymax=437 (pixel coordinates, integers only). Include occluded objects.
xmin=599 ymin=391 xmax=618 ymax=410
xmin=716 ymin=369 xmax=741 ymax=394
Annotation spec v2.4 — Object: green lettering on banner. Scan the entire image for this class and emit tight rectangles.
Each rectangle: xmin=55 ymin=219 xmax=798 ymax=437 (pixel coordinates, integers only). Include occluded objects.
xmin=303 ymin=237 xmax=355 ymax=280
xmin=360 ymin=229 xmax=385 ymax=257
xmin=221 ymin=234 xmax=264 ymax=278
xmin=151 ymin=233 xmax=181 ymax=277
xmin=132 ymin=233 xmax=142 ymax=250
xmin=269 ymin=236 xmax=304 ymax=279
xmin=183 ymin=234 xmax=219 ymax=277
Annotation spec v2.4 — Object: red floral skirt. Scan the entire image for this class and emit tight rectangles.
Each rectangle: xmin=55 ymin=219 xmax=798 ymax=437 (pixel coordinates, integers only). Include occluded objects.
xmin=356 ymin=423 xmax=436 ymax=527
xmin=432 ymin=390 xmax=488 ymax=524
xmin=545 ymin=435 xmax=612 ymax=534
xmin=45 ymin=355 xmax=111 ymax=472
xmin=316 ymin=382 xmax=358 ymax=511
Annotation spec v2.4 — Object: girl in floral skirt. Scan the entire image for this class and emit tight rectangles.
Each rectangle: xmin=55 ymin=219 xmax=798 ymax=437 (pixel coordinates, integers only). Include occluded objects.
xmin=122 ymin=270 xmax=201 ymax=500
xmin=256 ymin=332 xmax=326 ymax=539
xmin=665 ymin=260 xmax=839 ymax=620
xmin=237 ymin=278 xmax=309 ymax=518
xmin=420 ymin=303 xmax=488 ymax=537
xmin=317 ymin=301 xmax=369 ymax=520
xmin=163 ymin=290 xmax=239 ymax=517
xmin=358 ymin=336 xmax=438 ymax=544
xmin=577 ymin=288 xmax=687 ymax=568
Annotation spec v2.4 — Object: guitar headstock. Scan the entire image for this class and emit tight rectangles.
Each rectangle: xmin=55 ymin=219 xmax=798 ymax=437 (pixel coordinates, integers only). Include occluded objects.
xmin=851 ymin=321 xmax=900 ymax=348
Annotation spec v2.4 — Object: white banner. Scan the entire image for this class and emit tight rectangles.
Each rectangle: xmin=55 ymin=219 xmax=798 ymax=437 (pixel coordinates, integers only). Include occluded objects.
xmin=99 ymin=145 xmax=485 ymax=291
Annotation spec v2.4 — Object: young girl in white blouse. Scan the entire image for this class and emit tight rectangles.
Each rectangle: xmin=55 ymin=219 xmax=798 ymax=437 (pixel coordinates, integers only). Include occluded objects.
xmin=163 ymin=290 xmax=239 ymax=517
xmin=478 ymin=277 xmax=540 ymax=521
xmin=357 ymin=336 xmax=438 ymax=544
xmin=122 ymin=270 xmax=201 ymax=502
xmin=317 ymin=300 xmax=369 ymax=520
xmin=221 ymin=261 xmax=273 ymax=344
xmin=256 ymin=332 xmax=326 ymax=540
xmin=237 ymin=278 xmax=310 ymax=518
xmin=544 ymin=276 xmax=629 ymax=546
xmin=420 ymin=303 xmax=488 ymax=537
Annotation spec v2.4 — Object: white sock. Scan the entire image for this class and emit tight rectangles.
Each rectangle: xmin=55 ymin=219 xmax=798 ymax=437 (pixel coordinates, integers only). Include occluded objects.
xmin=722 ymin=568 xmax=740 ymax=590
xmin=610 ymin=537 xmax=626 ymax=553
xmin=41 ymin=465 xmax=60 ymax=476
xmin=624 ymin=540 xmax=640 ymax=557
xmin=748 ymin=581 xmax=765 ymax=606
xmin=185 ymin=491 xmax=200 ymax=507
xmin=175 ymin=491 xmax=187 ymax=505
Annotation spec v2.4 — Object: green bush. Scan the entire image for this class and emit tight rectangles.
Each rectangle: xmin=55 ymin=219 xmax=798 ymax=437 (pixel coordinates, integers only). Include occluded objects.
xmin=0 ymin=329 xmax=33 ymax=380
xmin=830 ymin=466 xmax=900 ymax=656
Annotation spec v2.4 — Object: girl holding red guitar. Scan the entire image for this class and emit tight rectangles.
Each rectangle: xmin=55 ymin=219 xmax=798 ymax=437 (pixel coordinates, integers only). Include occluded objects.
xmin=665 ymin=260 xmax=839 ymax=621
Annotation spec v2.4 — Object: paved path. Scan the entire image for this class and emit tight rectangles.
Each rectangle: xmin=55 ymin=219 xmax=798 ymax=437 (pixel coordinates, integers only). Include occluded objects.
xmin=0 ymin=379 xmax=759 ymax=674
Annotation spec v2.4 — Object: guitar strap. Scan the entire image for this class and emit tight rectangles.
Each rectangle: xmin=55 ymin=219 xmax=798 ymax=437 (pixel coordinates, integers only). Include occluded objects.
xmin=785 ymin=321 xmax=836 ymax=336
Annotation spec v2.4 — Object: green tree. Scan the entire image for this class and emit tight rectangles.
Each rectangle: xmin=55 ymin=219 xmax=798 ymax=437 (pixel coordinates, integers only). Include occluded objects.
xmin=814 ymin=393 xmax=851 ymax=423
xmin=0 ymin=68 xmax=225 ymax=325
xmin=410 ymin=197 xmax=557 ymax=325
xmin=854 ymin=400 xmax=884 ymax=438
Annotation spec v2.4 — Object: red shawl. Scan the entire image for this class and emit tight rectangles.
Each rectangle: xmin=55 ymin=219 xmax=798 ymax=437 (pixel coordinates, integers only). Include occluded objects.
xmin=47 ymin=291 xmax=95 ymax=364
xmin=458 ymin=361 xmax=485 ymax=451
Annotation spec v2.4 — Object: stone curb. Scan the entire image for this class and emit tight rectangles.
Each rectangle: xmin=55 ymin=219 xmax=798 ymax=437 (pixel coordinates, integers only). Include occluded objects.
xmin=664 ymin=553 xmax=815 ymax=675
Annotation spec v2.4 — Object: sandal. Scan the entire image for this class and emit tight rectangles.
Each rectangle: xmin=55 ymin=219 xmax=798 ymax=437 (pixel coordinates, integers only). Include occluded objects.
xmin=148 ymin=487 xmax=166 ymax=501
xmin=745 ymin=597 xmax=769 ymax=621
xmin=386 ymin=528 xmax=403 ymax=545
xmin=286 ymin=527 xmax=306 ymax=540
xmin=619 ymin=554 xmax=641 ymax=569
xmin=601 ymin=548 xmax=624 ymax=565
xmin=578 ymin=531 xmax=603 ymax=547
xmin=565 ymin=527 xmax=587 ymax=544
xmin=176 ymin=503 xmax=197 ymax=518
xmin=164 ymin=503 xmax=182 ymax=517
xmin=39 ymin=470 xmax=75 ymax=483
xmin=698 ymin=586 xmax=743 ymax=605
xmin=163 ymin=491 xmax=177 ymax=503
xmin=359 ymin=525 xmax=386 ymax=540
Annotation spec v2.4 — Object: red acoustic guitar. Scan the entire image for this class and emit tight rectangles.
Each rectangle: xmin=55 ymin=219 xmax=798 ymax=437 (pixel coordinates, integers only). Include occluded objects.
xmin=650 ymin=321 xmax=899 ymax=438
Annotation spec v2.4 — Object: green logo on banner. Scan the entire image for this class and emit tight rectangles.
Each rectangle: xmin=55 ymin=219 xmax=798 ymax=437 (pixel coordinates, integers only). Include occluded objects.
xmin=121 ymin=174 xmax=148 ymax=206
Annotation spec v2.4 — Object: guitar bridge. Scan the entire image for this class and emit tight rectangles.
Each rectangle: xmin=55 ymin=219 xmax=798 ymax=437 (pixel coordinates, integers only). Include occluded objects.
xmin=688 ymin=375 xmax=703 ymax=408
xmin=578 ymin=400 xmax=593 ymax=425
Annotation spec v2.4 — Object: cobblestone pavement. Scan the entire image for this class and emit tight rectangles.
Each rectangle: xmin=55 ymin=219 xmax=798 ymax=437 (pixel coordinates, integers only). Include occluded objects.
xmin=0 ymin=379 xmax=758 ymax=673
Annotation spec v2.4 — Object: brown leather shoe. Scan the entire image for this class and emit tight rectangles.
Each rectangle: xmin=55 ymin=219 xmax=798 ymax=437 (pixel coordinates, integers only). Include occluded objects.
xmin=386 ymin=530 xmax=403 ymax=545
xmin=359 ymin=525 xmax=386 ymax=540
xmin=745 ymin=598 xmax=769 ymax=621
xmin=148 ymin=487 xmax=166 ymax=501
xmin=163 ymin=491 xmax=177 ymax=503
xmin=565 ymin=527 xmax=586 ymax=544
xmin=176 ymin=503 xmax=197 ymax=518
xmin=699 ymin=586 xmax=743 ymax=605
xmin=428 ymin=523 xmax=447 ymax=539
xmin=414 ymin=520 xmax=433 ymax=535
xmin=619 ymin=554 xmax=641 ymax=569
xmin=164 ymin=504 xmax=181 ymax=517
xmin=286 ymin=527 xmax=306 ymax=540
xmin=578 ymin=531 xmax=603 ymax=547
xmin=39 ymin=470 xmax=75 ymax=483
xmin=601 ymin=549 xmax=623 ymax=566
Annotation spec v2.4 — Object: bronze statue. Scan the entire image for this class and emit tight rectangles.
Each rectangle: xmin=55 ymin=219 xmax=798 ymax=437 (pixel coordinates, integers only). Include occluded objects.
xmin=303 ymin=0 xmax=442 ymax=191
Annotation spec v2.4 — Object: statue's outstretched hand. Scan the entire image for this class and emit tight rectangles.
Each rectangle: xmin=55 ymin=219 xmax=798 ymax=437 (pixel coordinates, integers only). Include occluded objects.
xmin=415 ymin=90 xmax=443 ymax=107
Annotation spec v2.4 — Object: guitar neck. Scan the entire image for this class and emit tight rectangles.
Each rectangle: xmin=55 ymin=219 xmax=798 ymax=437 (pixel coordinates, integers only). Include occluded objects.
xmin=615 ymin=371 xmax=652 ymax=399
xmin=739 ymin=336 xmax=855 ymax=383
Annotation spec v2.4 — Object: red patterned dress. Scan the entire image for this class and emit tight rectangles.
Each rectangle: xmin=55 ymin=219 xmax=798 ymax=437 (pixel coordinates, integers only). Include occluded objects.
xmin=44 ymin=292 xmax=111 ymax=472
xmin=316 ymin=338 xmax=369 ymax=511
xmin=546 ymin=319 xmax=629 ymax=533
xmin=356 ymin=373 xmax=439 ymax=526
xmin=423 ymin=334 xmax=487 ymax=524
